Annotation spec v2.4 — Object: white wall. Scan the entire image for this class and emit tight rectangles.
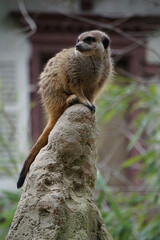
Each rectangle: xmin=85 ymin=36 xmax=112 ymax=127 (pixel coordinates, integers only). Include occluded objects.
xmin=0 ymin=16 xmax=31 ymax=191
xmin=1 ymin=0 xmax=160 ymax=18
xmin=93 ymin=0 xmax=160 ymax=17
xmin=146 ymin=31 xmax=160 ymax=64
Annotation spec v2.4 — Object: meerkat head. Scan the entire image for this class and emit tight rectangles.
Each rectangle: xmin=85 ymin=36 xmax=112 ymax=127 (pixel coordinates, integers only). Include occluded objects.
xmin=75 ymin=30 xmax=110 ymax=56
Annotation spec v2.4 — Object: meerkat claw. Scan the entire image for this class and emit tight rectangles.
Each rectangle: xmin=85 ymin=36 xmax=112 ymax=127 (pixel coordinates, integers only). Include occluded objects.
xmin=86 ymin=104 xmax=96 ymax=113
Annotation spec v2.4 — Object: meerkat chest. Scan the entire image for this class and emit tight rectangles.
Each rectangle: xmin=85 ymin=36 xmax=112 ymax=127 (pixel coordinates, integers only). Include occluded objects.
xmin=79 ymin=56 xmax=103 ymax=82
xmin=66 ymin=53 xmax=105 ymax=91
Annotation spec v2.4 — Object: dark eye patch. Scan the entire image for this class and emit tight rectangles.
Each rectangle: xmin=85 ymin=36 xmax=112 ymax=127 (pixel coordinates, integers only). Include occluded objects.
xmin=102 ymin=37 xmax=110 ymax=49
xmin=76 ymin=38 xmax=80 ymax=43
xmin=83 ymin=36 xmax=96 ymax=44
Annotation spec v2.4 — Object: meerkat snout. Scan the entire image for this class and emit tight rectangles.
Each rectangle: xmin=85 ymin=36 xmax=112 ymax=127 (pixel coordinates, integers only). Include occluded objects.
xmin=75 ymin=43 xmax=82 ymax=51
xmin=75 ymin=41 xmax=92 ymax=53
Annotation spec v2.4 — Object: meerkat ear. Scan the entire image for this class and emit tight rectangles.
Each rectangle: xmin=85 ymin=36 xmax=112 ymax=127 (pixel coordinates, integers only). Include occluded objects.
xmin=102 ymin=37 xmax=110 ymax=49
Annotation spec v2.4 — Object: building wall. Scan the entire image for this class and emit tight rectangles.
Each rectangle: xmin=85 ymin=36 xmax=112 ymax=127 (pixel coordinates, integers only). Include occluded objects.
xmin=93 ymin=0 xmax=160 ymax=16
xmin=0 ymin=16 xmax=31 ymax=191
xmin=1 ymin=0 xmax=160 ymax=16
xmin=146 ymin=32 xmax=160 ymax=64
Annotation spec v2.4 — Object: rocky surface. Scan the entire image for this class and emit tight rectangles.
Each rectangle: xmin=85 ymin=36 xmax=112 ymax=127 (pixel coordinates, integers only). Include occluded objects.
xmin=6 ymin=104 xmax=112 ymax=240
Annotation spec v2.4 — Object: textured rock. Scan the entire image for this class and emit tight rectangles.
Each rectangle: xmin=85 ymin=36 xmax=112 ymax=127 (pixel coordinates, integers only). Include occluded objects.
xmin=6 ymin=104 xmax=113 ymax=240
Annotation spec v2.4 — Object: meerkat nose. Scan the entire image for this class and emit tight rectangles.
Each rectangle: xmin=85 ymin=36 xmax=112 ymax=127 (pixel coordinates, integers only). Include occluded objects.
xmin=76 ymin=43 xmax=81 ymax=50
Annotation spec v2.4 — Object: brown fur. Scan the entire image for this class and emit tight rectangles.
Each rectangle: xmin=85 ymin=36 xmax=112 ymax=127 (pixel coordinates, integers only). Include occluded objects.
xmin=17 ymin=30 xmax=113 ymax=188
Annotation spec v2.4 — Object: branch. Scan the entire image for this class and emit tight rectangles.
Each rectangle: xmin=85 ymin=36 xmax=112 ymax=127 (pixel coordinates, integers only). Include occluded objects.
xmin=17 ymin=0 xmax=37 ymax=37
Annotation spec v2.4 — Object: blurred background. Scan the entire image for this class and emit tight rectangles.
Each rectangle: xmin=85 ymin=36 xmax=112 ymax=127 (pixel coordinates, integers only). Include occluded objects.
xmin=0 ymin=0 xmax=160 ymax=239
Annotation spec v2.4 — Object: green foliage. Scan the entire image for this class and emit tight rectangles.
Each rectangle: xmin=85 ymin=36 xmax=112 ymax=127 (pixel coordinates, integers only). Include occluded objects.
xmin=0 ymin=191 xmax=20 ymax=239
xmin=0 ymin=79 xmax=21 ymax=239
xmin=96 ymin=77 xmax=160 ymax=240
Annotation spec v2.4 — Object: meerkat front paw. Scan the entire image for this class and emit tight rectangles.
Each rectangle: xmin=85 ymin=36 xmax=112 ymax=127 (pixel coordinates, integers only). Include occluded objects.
xmin=66 ymin=94 xmax=79 ymax=106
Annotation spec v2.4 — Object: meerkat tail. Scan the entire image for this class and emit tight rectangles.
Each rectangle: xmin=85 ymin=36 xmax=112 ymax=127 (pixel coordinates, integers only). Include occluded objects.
xmin=17 ymin=117 xmax=56 ymax=188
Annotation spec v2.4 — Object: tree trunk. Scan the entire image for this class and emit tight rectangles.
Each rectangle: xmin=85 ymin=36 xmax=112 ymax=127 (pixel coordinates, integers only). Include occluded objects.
xmin=6 ymin=104 xmax=113 ymax=240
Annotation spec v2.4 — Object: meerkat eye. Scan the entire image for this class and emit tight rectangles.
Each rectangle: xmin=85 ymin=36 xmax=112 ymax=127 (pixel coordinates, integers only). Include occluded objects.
xmin=83 ymin=36 xmax=96 ymax=44
xmin=76 ymin=38 xmax=80 ymax=43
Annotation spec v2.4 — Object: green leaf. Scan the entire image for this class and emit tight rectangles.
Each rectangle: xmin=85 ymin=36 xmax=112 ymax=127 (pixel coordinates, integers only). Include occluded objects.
xmin=127 ymin=113 xmax=152 ymax=151
xmin=122 ymin=154 xmax=142 ymax=168
xmin=103 ymin=109 xmax=116 ymax=123
xmin=96 ymin=171 xmax=124 ymax=222
xmin=149 ymin=85 xmax=157 ymax=95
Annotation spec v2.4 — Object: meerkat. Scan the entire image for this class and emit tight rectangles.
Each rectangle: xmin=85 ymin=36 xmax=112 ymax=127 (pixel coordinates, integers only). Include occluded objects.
xmin=17 ymin=30 xmax=113 ymax=188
